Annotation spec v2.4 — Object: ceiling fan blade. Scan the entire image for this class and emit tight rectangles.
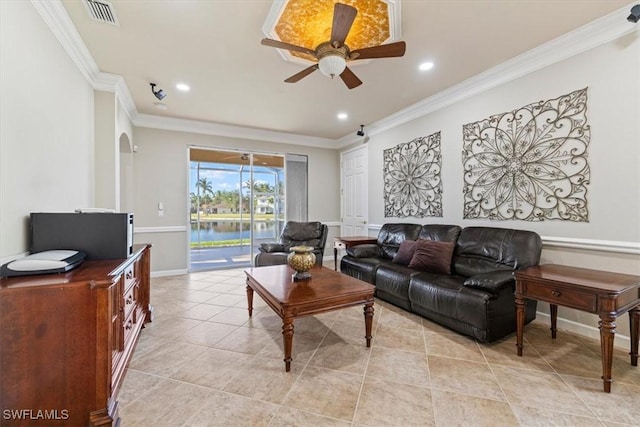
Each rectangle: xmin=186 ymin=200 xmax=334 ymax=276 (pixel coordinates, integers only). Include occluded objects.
xmin=351 ymin=41 xmax=406 ymax=60
xmin=339 ymin=66 xmax=362 ymax=89
xmin=284 ymin=64 xmax=319 ymax=83
xmin=261 ymin=38 xmax=317 ymax=57
xmin=330 ymin=3 xmax=357 ymax=47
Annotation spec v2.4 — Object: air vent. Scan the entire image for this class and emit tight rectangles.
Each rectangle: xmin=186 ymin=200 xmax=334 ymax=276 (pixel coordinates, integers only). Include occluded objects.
xmin=83 ymin=0 xmax=119 ymax=26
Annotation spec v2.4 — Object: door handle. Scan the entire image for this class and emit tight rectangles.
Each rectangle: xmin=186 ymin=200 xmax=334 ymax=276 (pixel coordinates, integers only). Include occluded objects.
xmin=362 ymin=220 xmax=367 ymax=224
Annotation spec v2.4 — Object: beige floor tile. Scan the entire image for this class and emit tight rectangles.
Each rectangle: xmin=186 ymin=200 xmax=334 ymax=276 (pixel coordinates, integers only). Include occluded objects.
xmin=206 ymin=293 xmax=247 ymax=307
xmin=535 ymin=342 xmax=603 ymax=379
xmin=150 ymin=300 xmax=199 ymax=317
xmin=510 ymin=404 xmax=605 ymax=426
xmin=561 ymin=374 xmax=640 ymax=425
xmin=366 ymin=347 xmax=430 ymax=387
xmin=425 ymin=332 xmax=483 ymax=362
xmin=207 ymin=306 xmax=251 ymax=326
xmin=143 ymin=316 xmax=202 ymax=339
xmin=120 ymin=268 xmax=638 ymax=427
xmin=492 ymin=365 xmax=595 ymax=417
xmin=179 ymin=302 xmax=228 ymax=321
xmin=129 ymin=340 xmax=208 ymax=377
xmin=179 ymin=290 xmax=220 ymax=303
xmin=170 ymin=347 xmax=253 ymax=390
xmin=257 ymin=330 xmax=322 ymax=365
xmin=183 ymin=390 xmax=279 ymax=427
xmin=480 ymin=339 xmax=554 ymax=372
xmin=282 ymin=366 xmax=363 ymax=421
xmin=431 ymin=389 xmax=519 ymax=427
xmin=178 ymin=320 xmax=238 ymax=347
xmin=377 ymin=304 xmax=423 ymax=331
xmin=308 ymin=334 xmax=371 ymax=374
xmin=119 ymin=378 xmax=213 ymax=425
xmin=117 ymin=369 xmax=164 ymax=407
xmin=270 ymin=406 xmax=351 ymax=426
xmin=354 ymin=376 xmax=434 ymax=426
xmin=213 ymin=325 xmax=280 ymax=355
xmin=428 ymin=355 xmax=505 ymax=401
xmin=222 ymin=356 xmax=303 ymax=404
xmin=373 ymin=324 xmax=425 ymax=353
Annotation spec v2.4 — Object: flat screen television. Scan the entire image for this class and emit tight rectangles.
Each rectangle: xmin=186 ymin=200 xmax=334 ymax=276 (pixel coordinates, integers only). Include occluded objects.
xmin=30 ymin=212 xmax=133 ymax=260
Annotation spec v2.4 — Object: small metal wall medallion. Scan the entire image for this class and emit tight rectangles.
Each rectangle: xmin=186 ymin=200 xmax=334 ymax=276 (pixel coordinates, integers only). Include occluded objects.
xmin=384 ymin=131 xmax=443 ymax=218
xmin=462 ymin=88 xmax=591 ymax=221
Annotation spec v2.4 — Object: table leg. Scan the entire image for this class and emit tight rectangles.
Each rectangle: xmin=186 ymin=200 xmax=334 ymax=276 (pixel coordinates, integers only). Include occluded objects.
xmin=630 ymin=306 xmax=639 ymax=367
xmin=334 ymin=247 xmax=338 ymax=271
xmin=550 ymin=303 xmax=558 ymax=339
xmin=363 ymin=303 xmax=374 ymax=347
xmin=246 ymin=284 xmax=254 ymax=317
xmin=282 ymin=317 xmax=294 ymax=372
xmin=599 ymin=315 xmax=616 ymax=393
xmin=515 ymin=294 xmax=526 ymax=356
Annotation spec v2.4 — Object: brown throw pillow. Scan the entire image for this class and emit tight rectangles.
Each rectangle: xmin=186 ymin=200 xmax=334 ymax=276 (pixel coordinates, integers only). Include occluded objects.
xmin=408 ymin=240 xmax=455 ymax=274
xmin=392 ymin=240 xmax=417 ymax=265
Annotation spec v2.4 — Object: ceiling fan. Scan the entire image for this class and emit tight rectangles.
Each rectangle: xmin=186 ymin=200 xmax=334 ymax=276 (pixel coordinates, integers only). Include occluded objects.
xmin=261 ymin=2 xmax=406 ymax=89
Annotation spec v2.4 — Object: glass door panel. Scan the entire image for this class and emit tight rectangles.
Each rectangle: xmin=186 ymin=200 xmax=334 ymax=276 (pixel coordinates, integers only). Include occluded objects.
xmin=189 ymin=149 xmax=285 ymax=271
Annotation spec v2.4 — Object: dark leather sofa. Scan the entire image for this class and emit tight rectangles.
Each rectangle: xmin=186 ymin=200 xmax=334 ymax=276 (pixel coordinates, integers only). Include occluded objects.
xmin=340 ymin=223 xmax=541 ymax=342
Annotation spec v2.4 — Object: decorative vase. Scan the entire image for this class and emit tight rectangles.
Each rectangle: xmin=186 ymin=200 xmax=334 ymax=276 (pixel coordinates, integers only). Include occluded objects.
xmin=287 ymin=245 xmax=316 ymax=281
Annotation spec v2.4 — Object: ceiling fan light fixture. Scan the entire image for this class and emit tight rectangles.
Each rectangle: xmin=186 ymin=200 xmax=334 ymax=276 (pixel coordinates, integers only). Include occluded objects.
xmin=318 ymin=54 xmax=346 ymax=78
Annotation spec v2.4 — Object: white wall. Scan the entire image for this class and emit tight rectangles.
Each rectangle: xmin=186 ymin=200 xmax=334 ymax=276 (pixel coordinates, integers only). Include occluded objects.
xmin=131 ymin=127 xmax=340 ymax=273
xmin=344 ymin=32 xmax=640 ymax=343
xmin=0 ymin=1 xmax=94 ymax=259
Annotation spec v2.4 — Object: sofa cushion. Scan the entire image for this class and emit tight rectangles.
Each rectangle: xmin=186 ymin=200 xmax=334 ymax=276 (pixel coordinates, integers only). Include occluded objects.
xmin=340 ymin=256 xmax=385 ymax=284
xmin=376 ymin=223 xmax=423 ymax=259
xmin=417 ymin=224 xmax=462 ymax=242
xmin=453 ymin=227 xmax=542 ymax=277
xmin=463 ymin=270 xmax=515 ymax=294
xmin=280 ymin=221 xmax=324 ymax=250
xmin=408 ymin=240 xmax=455 ymax=274
xmin=392 ymin=240 xmax=417 ymax=265
xmin=346 ymin=244 xmax=381 ymax=258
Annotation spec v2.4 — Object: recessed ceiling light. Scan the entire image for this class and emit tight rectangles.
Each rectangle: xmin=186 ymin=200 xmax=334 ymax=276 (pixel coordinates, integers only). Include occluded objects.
xmin=176 ymin=83 xmax=190 ymax=91
xmin=419 ymin=62 xmax=434 ymax=71
xmin=337 ymin=112 xmax=348 ymax=120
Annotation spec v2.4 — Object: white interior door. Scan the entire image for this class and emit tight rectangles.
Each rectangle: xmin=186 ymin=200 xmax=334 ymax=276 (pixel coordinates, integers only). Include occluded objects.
xmin=340 ymin=146 xmax=368 ymax=236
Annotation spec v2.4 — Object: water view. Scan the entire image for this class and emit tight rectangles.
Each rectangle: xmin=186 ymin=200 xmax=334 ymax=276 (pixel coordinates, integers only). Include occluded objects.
xmin=191 ymin=220 xmax=280 ymax=243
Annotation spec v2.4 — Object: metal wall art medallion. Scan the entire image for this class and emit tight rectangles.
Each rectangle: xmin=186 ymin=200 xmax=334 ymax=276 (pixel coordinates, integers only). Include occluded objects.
xmin=384 ymin=132 xmax=442 ymax=218
xmin=462 ymin=88 xmax=591 ymax=221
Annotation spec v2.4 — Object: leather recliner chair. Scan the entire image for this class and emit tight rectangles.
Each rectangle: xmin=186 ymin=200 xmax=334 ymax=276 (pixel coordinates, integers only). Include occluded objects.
xmin=254 ymin=221 xmax=328 ymax=267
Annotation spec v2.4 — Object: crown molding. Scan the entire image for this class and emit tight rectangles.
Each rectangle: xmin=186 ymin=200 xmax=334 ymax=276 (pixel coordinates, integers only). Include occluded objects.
xmin=335 ymin=2 xmax=640 ymax=148
xmin=133 ymin=113 xmax=337 ymax=148
xmin=35 ymin=0 xmax=638 ymax=150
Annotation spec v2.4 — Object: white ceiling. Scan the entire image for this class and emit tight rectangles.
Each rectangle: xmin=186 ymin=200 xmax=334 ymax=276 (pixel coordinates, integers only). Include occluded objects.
xmin=59 ymin=0 xmax=634 ymax=144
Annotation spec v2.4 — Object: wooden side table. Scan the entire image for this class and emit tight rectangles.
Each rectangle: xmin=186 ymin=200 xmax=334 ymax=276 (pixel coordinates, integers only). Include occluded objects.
xmin=514 ymin=264 xmax=640 ymax=393
xmin=333 ymin=236 xmax=377 ymax=270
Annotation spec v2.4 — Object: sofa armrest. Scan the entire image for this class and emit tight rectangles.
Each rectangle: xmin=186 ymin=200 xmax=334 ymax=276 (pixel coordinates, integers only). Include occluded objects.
xmin=463 ymin=270 xmax=515 ymax=293
xmin=346 ymin=244 xmax=381 ymax=258
xmin=259 ymin=243 xmax=285 ymax=253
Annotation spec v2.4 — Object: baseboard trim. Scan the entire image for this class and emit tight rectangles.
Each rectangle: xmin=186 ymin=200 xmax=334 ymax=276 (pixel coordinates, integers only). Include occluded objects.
xmin=535 ymin=311 xmax=630 ymax=350
xmin=151 ymin=269 xmax=188 ymax=278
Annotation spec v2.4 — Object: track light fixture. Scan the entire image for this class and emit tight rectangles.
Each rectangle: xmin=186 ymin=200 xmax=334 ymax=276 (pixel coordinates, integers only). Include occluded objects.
xmin=356 ymin=124 xmax=365 ymax=137
xmin=628 ymin=4 xmax=640 ymax=23
xmin=150 ymin=83 xmax=166 ymax=100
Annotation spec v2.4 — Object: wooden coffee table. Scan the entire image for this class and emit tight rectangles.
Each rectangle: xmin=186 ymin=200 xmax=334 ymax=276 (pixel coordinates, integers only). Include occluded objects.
xmin=245 ymin=264 xmax=375 ymax=371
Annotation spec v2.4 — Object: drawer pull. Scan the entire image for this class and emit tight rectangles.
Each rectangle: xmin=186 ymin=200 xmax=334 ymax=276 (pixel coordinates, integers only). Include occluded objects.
xmin=552 ymin=291 xmax=561 ymax=297
xmin=125 ymin=320 xmax=133 ymax=330
xmin=125 ymin=295 xmax=133 ymax=305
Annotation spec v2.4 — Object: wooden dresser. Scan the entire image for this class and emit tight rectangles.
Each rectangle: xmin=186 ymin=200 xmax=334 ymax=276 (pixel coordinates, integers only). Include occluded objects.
xmin=0 ymin=244 xmax=152 ymax=426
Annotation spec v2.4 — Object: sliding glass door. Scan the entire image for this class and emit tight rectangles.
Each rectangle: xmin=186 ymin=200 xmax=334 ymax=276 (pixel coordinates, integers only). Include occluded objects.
xmin=189 ymin=148 xmax=285 ymax=271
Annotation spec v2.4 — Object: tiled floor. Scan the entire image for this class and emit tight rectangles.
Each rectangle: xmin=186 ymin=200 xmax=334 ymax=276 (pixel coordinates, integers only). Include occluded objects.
xmin=119 ymin=267 xmax=640 ymax=426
